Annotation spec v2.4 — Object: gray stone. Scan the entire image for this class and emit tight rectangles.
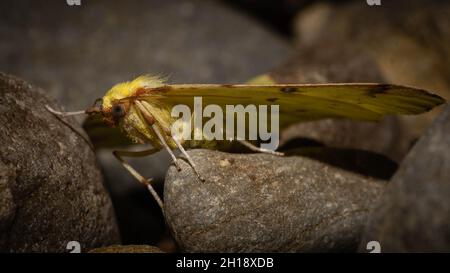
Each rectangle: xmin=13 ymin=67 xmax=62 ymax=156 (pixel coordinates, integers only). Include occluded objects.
xmin=0 ymin=0 xmax=291 ymax=244
xmin=164 ymin=149 xmax=389 ymax=252
xmin=359 ymin=103 xmax=450 ymax=252
xmin=0 ymin=73 xmax=120 ymax=252
xmin=89 ymin=245 xmax=163 ymax=253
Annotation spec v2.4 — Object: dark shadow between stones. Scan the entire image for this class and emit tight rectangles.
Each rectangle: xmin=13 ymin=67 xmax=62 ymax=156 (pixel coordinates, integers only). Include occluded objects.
xmin=279 ymin=137 xmax=397 ymax=180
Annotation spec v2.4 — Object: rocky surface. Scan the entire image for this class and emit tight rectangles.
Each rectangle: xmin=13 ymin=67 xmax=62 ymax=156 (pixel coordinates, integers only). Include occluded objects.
xmin=164 ymin=149 xmax=389 ymax=252
xmin=89 ymin=245 xmax=163 ymax=253
xmin=2 ymin=0 xmax=448 ymax=253
xmin=274 ymin=0 xmax=450 ymax=162
xmin=359 ymin=103 xmax=450 ymax=252
xmin=0 ymin=0 xmax=291 ymax=245
xmin=0 ymin=73 xmax=120 ymax=252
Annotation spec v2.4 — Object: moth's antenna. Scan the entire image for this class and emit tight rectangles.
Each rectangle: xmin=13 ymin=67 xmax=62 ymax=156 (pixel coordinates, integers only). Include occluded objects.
xmin=44 ymin=104 xmax=96 ymax=152
xmin=45 ymin=99 xmax=102 ymax=116
xmin=45 ymin=105 xmax=86 ymax=116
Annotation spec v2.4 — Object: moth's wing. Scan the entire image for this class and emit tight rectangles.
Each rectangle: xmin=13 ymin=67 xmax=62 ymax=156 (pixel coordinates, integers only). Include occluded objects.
xmin=82 ymin=114 xmax=134 ymax=149
xmin=140 ymin=83 xmax=445 ymax=129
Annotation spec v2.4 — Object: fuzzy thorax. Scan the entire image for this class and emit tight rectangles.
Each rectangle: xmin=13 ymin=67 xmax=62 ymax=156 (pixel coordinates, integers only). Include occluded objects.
xmin=102 ymin=75 xmax=166 ymax=110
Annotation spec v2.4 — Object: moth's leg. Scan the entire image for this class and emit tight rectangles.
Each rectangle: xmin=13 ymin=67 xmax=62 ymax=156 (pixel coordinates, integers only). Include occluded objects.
xmin=171 ymin=136 xmax=205 ymax=182
xmin=237 ymin=139 xmax=284 ymax=156
xmin=171 ymin=110 xmax=206 ymax=181
xmin=151 ymin=123 xmax=182 ymax=172
xmin=112 ymin=148 xmax=164 ymax=211
xmin=135 ymin=100 xmax=181 ymax=171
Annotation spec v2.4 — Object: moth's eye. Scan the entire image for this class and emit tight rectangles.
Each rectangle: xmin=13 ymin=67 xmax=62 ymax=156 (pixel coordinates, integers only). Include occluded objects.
xmin=111 ymin=104 xmax=126 ymax=118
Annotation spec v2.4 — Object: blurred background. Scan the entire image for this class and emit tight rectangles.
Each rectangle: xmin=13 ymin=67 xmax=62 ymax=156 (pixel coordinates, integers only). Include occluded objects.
xmin=1 ymin=0 xmax=449 ymax=252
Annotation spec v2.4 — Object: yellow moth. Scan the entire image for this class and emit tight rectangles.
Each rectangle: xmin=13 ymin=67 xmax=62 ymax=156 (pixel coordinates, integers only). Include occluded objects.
xmin=46 ymin=75 xmax=446 ymax=210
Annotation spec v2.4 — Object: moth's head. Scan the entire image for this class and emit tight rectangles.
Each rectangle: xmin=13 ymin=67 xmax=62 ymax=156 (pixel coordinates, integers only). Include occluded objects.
xmin=79 ymin=96 xmax=128 ymax=127
xmin=46 ymin=75 xmax=166 ymax=126
xmin=95 ymin=75 xmax=166 ymax=126
xmin=94 ymin=99 xmax=130 ymax=127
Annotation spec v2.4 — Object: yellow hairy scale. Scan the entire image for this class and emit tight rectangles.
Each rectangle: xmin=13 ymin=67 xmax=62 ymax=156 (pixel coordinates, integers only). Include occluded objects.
xmin=102 ymin=76 xmax=165 ymax=109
